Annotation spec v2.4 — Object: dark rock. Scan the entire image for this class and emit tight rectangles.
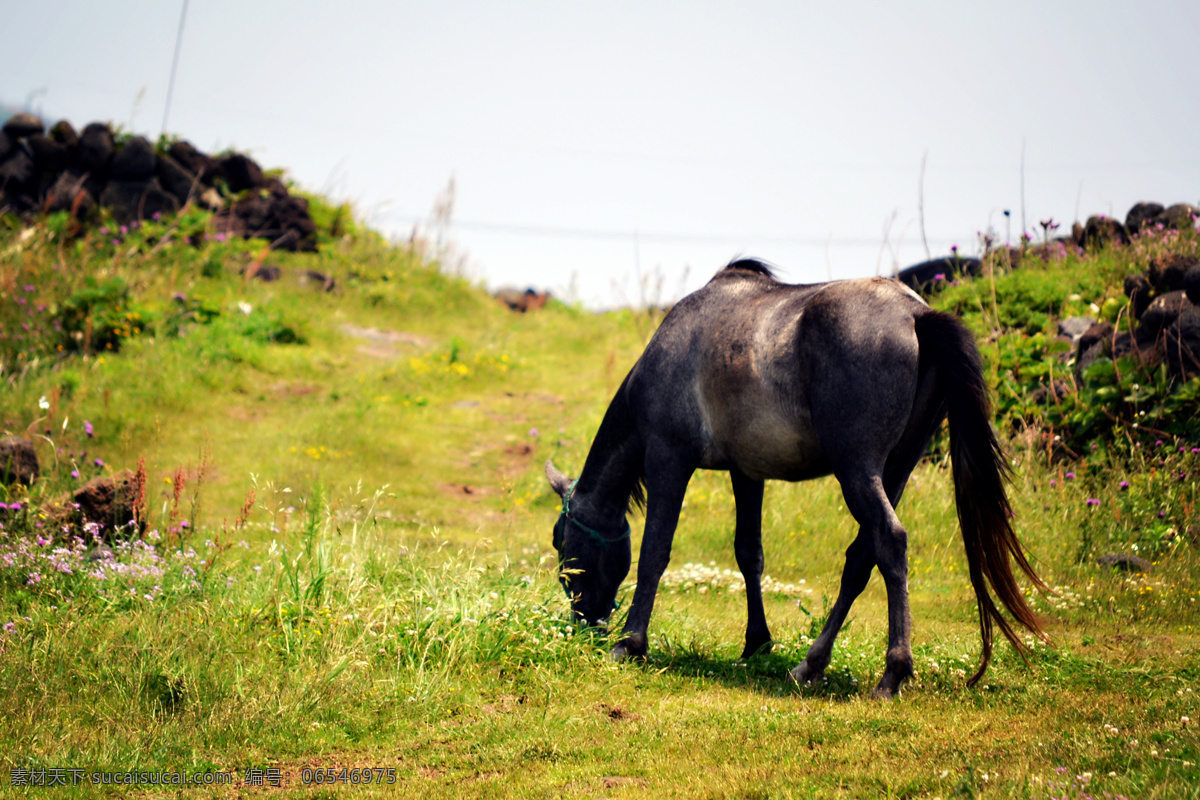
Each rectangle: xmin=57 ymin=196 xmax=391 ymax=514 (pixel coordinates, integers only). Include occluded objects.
xmin=1155 ymin=203 xmax=1200 ymax=231
xmin=234 ymin=194 xmax=271 ymax=230
xmin=249 ymin=264 xmax=281 ymax=281
xmin=0 ymin=145 xmax=35 ymax=193
xmin=1074 ymin=322 xmax=1115 ymax=380
xmin=99 ymin=178 xmax=179 ymax=224
xmin=1125 ymin=202 xmax=1164 ymax=234
xmin=0 ymin=130 xmax=12 ymax=161
xmin=1097 ymin=553 xmax=1151 ymax=572
xmin=1163 ymin=302 xmax=1200 ymax=378
xmin=154 ymin=152 xmax=197 ymax=206
xmin=27 ymin=133 xmax=70 ymax=174
xmin=1185 ymin=264 xmax=1200 ymax=305
xmin=167 ymin=140 xmax=220 ymax=184
xmin=48 ymin=120 xmax=79 ymax=148
xmin=262 ymin=176 xmax=289 ymax=198
xmin=896 ymin=256 xmax=984 ymax=294
xmin=43 ymin=171 xmax=95 ymax=219
xmin=2 ymin=112 xmax=44 ymax=138
xmin=1057 ymin=316 xmax=1095 ymax=342
xmin=1081 ymin=215 xmax=1128 ymax=249
xmin=1071 ymin=221 xmax=1085 ymax=248
xmin=72 ymin=469 xmax=140 ymax=536
xmin=1148 ymin=254 xmax=1198 ymax=293
xmin=110 ymin=136 xmax=156 ymax=180
xmin=1138 ymin=290 xmax=1191 ymax=340
xmin=218 ymin=153 xmax=264 ymax=192
xmin=76 ymin=123 xmax=114 ymax=180
xmin=0 ymin=436 xmax=39 ymax=485
xmin=1124 ymin=273 xmax=1153 ymax=318
xmin=271 ymin=195 xmax=316 ymax=242
xmin=301 ymin=270 xmax=336 ymax=292
xmin=214 ymin=192 xmax=318 ymax=251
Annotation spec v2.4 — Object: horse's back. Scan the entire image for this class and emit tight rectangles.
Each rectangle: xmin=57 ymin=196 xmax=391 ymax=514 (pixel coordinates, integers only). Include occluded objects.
xmin=625 ymin=268 xmax=930 ymax=481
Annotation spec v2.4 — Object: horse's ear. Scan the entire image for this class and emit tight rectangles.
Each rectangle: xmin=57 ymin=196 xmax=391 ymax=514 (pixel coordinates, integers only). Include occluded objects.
xmin=545 ymin=461 xmax=572 ymax=498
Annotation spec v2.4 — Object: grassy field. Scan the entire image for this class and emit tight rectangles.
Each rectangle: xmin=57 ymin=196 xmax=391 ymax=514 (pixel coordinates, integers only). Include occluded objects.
xmin=1 ymin=209 xmax=1198 ymax=798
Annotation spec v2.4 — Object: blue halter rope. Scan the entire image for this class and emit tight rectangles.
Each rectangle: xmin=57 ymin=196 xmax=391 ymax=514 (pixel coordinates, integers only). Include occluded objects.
xmin=560 ymin=479 xmax=632 ymax=548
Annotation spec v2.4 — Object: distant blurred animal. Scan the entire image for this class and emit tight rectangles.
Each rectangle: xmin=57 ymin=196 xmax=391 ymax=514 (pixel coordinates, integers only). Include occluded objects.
xmin=494 ymin=287 xmax=551 ymax=313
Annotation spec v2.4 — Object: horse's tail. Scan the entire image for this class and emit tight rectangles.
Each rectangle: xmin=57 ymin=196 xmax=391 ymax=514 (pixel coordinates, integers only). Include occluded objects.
xmin=915 ymin=310 xmax=1047 ymax=686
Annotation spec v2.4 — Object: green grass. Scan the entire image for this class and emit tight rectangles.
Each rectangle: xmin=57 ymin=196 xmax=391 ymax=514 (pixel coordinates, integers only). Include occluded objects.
xmin=1 ymin=214 xmax=1198 ymax=798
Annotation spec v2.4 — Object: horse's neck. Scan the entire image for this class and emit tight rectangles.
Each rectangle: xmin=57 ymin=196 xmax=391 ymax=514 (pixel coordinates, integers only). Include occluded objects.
xmin=575 ymin=391 xmax=644 ymax=522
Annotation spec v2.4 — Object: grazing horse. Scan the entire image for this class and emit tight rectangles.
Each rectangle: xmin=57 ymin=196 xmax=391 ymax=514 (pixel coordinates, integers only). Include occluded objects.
xmin=545 ymin=259 xmax=1045 ymax=698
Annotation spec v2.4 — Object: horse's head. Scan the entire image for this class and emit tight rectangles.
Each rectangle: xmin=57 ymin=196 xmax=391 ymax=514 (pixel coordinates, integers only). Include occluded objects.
xmin=545 ymin=461 xmax=631 ymax=628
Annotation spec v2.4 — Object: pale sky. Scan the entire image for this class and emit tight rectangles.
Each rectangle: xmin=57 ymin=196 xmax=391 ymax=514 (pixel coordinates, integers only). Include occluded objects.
xmin=4 ymin=1 xmax=1198 ymax=307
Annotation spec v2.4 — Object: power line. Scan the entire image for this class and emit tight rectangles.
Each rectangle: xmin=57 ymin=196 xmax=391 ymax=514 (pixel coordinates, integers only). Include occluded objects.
xmin=376 ymin=213 xmax=958 ymax=247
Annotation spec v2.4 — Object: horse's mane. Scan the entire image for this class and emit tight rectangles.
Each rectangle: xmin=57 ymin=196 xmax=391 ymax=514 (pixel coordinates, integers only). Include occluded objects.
xmin=721 ymin=258 xmax=778 ymax=279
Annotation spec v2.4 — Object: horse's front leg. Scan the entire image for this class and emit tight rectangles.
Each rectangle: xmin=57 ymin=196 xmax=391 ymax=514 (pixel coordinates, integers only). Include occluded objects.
xmin=611 ymin=453 xmax=694 ymax=660
xmin=730 ymin=468 xmax=771 ymax=658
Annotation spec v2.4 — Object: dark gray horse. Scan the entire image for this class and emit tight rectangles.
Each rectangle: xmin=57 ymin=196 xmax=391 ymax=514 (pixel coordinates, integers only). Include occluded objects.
xmin=545 ymin=259 xmax=1045 ymax=698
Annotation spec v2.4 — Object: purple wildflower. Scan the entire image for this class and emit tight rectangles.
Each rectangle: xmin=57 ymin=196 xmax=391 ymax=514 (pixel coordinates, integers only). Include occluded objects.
xmin=1065 ymin=472 xmax=1076 ymax=480
xmin=23 ymin=285 xmax=34 ymax=292
xmin=94 ymin=458 xmax=104 ymax=468
xmin=1086 ymin=498 xmax=1100 ymax=506
xmin=1050 ymin=479 xmax=1057 ymax=487
xmin=529 ymin=428 xmax=539 ymax=437
xmin=933 ymin=273 xmax=945 ymax=281
xmin=84 ymin=421 xmax=94 ymax=437
xmin=1119 ymin=480 xmax=1129 ymax=490
xmin=70 ymin=470 xmax=79 ymax=479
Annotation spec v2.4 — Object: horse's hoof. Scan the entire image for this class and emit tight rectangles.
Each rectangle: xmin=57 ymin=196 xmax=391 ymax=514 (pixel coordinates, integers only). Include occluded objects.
xmin=741 ymin=638 xmax=773 ymax=660
xmin=789 ymin=661 xmax=821 ymax=685
xmin=871 ymin=674 xmax=906 ymax=699
xmin=609 ymin=636 xmax=647 ymax=662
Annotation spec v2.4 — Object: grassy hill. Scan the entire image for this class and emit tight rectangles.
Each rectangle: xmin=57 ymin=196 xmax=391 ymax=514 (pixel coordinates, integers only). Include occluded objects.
xmin=0 ymin=204 xmax=1197 ymax=798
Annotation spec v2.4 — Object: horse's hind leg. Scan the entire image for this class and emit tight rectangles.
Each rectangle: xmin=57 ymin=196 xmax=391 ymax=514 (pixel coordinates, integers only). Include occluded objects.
xmin=789 ymin=523 xmax=875 ymax=685
xmin=790 ymin=465 xmax=920 ymax=696
xmin=731 ymin=468 xmax=771 ymax=658
xmin=849 ymin=473 xmax=914 ymax=698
